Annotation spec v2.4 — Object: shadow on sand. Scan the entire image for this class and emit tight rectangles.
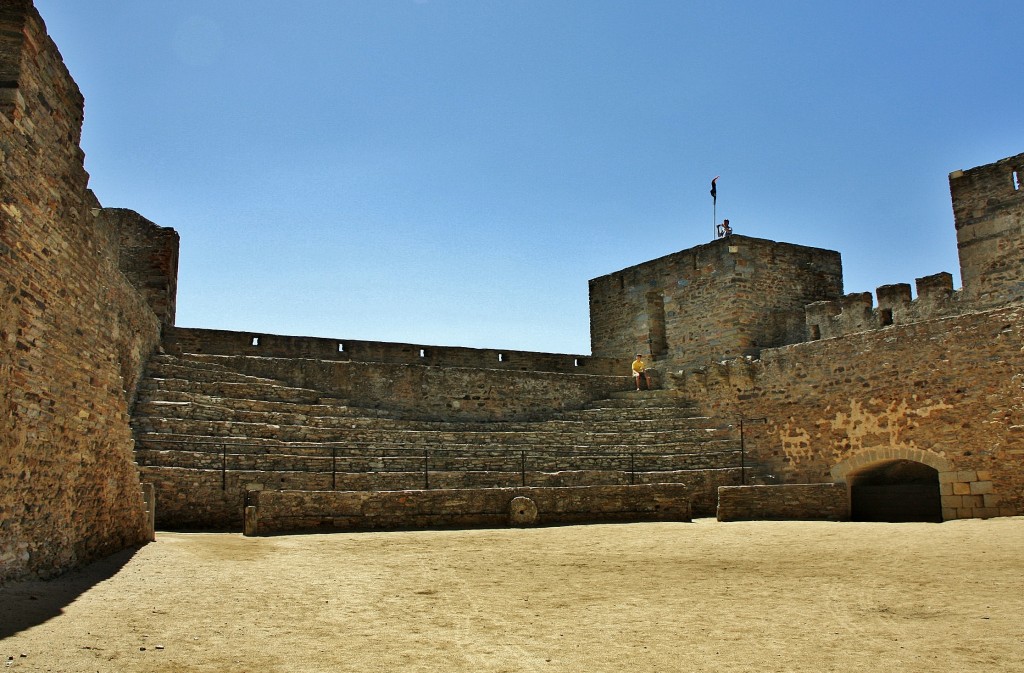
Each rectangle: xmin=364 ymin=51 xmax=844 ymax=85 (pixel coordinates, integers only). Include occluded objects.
xmin=0 ymin=546 xmax=141 ymax=639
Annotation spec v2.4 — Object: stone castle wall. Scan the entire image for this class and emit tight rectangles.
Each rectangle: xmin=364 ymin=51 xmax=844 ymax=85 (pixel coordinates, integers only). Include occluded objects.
xmin=0 ymin=3 xmax=173 ymax=582
xmin=676 ymin=304 xmax=1024 ymax=519
xmin=589 ymin=236 xmax=843 ymax=372
xmin=105 ymin=208 xmax=179 ymax=330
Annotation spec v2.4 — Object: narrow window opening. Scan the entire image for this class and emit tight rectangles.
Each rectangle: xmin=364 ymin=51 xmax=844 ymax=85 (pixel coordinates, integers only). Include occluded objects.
xmin=498 ymin=353 xmax=505 ymax=363
xmin=338 ymin=342 xmax=345 ymax=352
xmin=419 ymin=348 xmax=426 ymax=358
xmin=574 ymin=358 xmax=581 ymax=367
xmin=809 ymin=325 xmax=821 ymax=341
xmin=1014 ymin=170 xmax=1021 ymax=191
xmin=879 ymin=308 xmax=893 ymax=327
xmin=251 ymin=337 xmax=260 ymax=347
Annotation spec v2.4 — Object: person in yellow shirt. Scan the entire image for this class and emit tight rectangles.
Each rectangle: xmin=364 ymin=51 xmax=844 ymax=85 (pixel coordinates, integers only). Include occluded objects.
xmin=631 ymin=354 xmax=650 ymax=391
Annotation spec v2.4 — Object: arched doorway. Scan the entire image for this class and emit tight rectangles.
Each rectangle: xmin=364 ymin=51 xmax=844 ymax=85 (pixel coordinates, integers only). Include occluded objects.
xmin=847 ymin=459 xmax=942 ymax=522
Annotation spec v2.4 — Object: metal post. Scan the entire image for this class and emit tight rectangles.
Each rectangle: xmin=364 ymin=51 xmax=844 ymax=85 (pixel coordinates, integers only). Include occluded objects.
xmin=739 ymin=419 xmax=746 ymax=486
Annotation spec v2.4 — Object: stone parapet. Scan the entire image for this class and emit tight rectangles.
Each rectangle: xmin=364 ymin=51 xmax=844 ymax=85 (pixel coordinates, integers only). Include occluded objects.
xmin=806 ymin=273 xmax=963 ymax=341
xmin=165 ymin=326 xmax=619 ymax=375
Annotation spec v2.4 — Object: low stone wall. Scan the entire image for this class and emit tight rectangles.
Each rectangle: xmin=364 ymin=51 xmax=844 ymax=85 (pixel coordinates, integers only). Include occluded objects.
xmin=246 ymin=484 xmax=693 ymax=535
xmin=139 ymin=465 xmax=742 ymax=530
xmin=716 ymin=484 xmax=849 ymax=522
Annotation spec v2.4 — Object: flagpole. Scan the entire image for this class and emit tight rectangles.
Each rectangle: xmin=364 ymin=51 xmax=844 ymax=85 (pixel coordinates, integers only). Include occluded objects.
xmin=710 ymin=176 xmax=719 ymax=241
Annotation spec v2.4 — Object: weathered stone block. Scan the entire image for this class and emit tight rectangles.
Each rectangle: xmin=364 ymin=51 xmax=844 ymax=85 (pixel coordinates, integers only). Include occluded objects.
xmin=970 ymin=481 xmax=994 ymax=495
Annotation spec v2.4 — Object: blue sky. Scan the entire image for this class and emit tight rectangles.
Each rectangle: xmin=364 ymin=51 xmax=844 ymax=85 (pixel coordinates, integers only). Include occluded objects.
xmin=34 ymin=1 xmax=1023 ymax=354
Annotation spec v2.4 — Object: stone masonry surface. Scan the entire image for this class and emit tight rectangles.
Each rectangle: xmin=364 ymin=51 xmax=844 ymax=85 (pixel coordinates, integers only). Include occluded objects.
xmin=1 ymin=2 xmax=173 ymax=582
xmin=677 ymin=305 xmax=1024 ymax=519
xmin=716 ymin=483 xmax=849 ymax=522
xmin=247 ymin=484 xmax=693 ymax=535
xmin=589 ymin=236 xmax=843 ymax=372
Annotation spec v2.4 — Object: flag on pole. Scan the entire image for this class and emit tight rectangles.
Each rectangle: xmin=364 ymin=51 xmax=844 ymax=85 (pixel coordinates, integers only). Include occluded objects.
xmin=710 ymin=176 xmax=719 ymax=204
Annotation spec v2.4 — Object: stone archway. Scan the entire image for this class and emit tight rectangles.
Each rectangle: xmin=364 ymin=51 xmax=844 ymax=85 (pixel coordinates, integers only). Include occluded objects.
xmin=832 ymin=449 xmax=952 ymax=523
xmin=846 ymin=460 xmax=942 ymax=522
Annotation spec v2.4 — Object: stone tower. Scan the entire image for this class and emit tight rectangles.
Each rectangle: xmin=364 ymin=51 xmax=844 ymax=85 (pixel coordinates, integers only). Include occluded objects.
xmin=950 ymin=152 xmax=1024 ymax=306
xmin=589 ymin=235 xmax=843 ymax=374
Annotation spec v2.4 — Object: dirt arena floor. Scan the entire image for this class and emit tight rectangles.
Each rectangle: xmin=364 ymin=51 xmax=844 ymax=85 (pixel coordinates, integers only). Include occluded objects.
xmin=2 ymin=517 xmax=1023 ymax=673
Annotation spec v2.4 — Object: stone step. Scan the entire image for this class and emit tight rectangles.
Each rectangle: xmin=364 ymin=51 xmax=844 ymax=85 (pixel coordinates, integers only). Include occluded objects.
xmin=137 ymin=377 xmax=323 ymax=405
xmin=133 ymin=399 xmax=389 ymax=427
xmin=133 ymin=432 xmax=740 ymax=457
xmin=132 ymin=416 xmax=734 ymax=445
xmin=587 ymin=396 xmax=698 ymax=411
xmin=144 ymin=360 xmax=282 ymax=385
xmin=133 ymin=390 xmax=374 ymax=418
xmin=132 ymin=399 xmax=723 ymax=433
xmin=135 ymin=445 xmax=742 ymax=473
xmin=136 ymin=465 xmax=745 ymax=495
xmin=559 ymin=406 xmax=711 ymax=422
xmin=145 ymin=358 xmax=287 ymax=386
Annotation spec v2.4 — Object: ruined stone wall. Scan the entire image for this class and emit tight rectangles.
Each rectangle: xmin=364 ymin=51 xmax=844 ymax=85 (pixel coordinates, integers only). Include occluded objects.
xmin=0 ymin=3 xmax=168 ymax=582
xmin=678 ymin=305 xmax=1024 ymax=519
xmin=589 ymin=236 xmax=843 ymax=372
xmin=951 ymin=153 xmax=1024 ymax=306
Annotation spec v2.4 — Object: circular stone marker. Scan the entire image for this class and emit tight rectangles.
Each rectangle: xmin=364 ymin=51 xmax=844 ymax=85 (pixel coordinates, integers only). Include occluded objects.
xmin=509 ymin=496 xmax=539 ymax=526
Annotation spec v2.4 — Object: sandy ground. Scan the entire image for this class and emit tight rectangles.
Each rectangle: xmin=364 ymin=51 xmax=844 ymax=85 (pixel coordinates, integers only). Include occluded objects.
xmin=1 ymin=518 xmax=1023 ymax=673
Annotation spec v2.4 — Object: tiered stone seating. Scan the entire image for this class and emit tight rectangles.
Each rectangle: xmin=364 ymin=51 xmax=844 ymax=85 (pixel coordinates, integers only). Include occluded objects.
xmin=132 ymin=353 xmax=749 ymax=528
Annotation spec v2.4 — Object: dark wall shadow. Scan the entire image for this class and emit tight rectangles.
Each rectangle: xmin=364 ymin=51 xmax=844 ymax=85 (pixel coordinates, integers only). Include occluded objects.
xmin=0 ymin=546 xmax=141 ymax=639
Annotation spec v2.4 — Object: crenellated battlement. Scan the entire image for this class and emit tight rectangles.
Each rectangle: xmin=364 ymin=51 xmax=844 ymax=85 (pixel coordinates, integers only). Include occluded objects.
xmin=804 ymin=272 xmax=962 ymax=340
